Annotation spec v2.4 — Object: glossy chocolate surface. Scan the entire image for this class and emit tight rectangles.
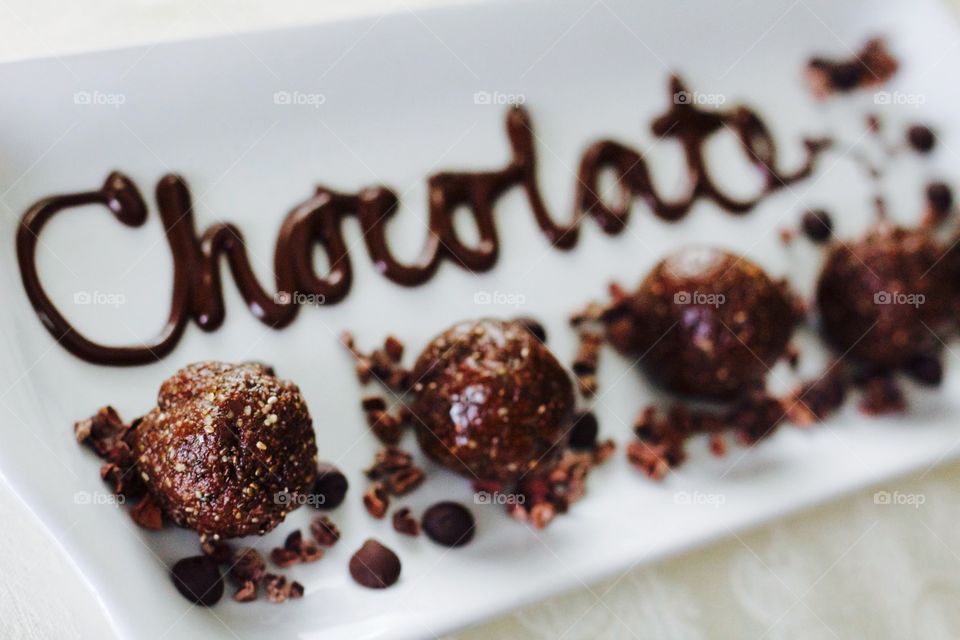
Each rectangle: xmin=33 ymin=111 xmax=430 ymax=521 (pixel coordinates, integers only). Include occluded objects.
xmin=17 ymin=77 xmax=826 ymax=365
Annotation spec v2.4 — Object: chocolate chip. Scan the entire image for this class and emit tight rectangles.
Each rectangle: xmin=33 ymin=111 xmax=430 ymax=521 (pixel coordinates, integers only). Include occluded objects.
xmin=311 ymin=464 xmax=348 ymax=510
xmin=568 ymin=411 xmax=599 ymax=450
xmin=171 ymin=556 xmax=224 ymax=606
xmin=907 ymin=125 xmax=936 ymax=153
xmin=926 ymin=182 xmax=953 ymax=219
xmin=229 ymin=548 xmax=266 ymax=585
xmin=801 ymin=209 xmax=833 ymax=243
xmin=516 ymin=316 xmax=547 ymax=343
xmin=349 ymin=539 xmax=401 ymax=589
xmin=904 ymin=354 xmax=943 ymax=386
xmin=392 ymin=507 xmax=420 ymax=536
xmin=422 ymin=502 xmax=475 ymax=548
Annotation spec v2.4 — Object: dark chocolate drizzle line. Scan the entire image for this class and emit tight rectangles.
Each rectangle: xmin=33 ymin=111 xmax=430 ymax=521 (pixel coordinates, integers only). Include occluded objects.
xmin=17 ymin=76 xmax=829 ymax=366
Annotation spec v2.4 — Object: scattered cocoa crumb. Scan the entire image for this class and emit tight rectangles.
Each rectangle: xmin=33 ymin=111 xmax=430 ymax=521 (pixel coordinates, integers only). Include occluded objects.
xmin=264 ymin=574 xmax=304 ymax=603
xmin=780 ymin=228 xmax=796 ymax=246
xmin=728 ymin=391 xmax=787 ymax=446
xmin=806 ymin=38 xmax=898 ymax=98
xmin=310 ymin=515 xmax=341 ymax=546
xmin=625 ymin=440 xmax=671 ymax=480
xmin=363 ymin=483 xmax=389 ymax=519
xmin=229 ymin=548 xmax=266 ymax=585
xmin=361 ymin=395 xmax=387 ymax=412
xmin=365 ymin=446 xmax=425 ymax=497
xmin=569 ymin=301 xmax=607 ymax=327
xmin=785 ymin=368 xmax=848 ymax=426
xmin=571 ymin=330 xmax=603 ymax=397
xmin=284 ymin=530 xmax=323 ymax=563
xmin=233 ymin=580 xmax=258 ymax=603
xmin=99 ymin=461 xmax=144 ymax=500
xmin=75 ymin=406 xmax=129 ymax=457
xmin=392 ymin=507 xmax=420 ymax=536
xmin=384 ymin=335 xmax=404 ymax=362
xmin=592 ymin=439 xmax=616 ymax=464
xmin=269 ymin=547 xmax=300 ymax=568
xmin=341 ymin=332 xmax=411 ymax=391
xmin=509 ymin=446 xmax=611 ymax=529
xmin=859 ymin=375 xmax=906 ymax=415
xmin=626 ymin=393 xmax=788 ymax=478
xmin=364 ymin=407 xmax=407 ymax=445
xmin=130 ymin=494 xmax=163 ymax=530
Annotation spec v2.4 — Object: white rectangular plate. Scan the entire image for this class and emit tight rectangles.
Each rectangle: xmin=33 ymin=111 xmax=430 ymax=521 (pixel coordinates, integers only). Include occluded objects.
xmin=0 ymin=0 xmax=959 ymax=638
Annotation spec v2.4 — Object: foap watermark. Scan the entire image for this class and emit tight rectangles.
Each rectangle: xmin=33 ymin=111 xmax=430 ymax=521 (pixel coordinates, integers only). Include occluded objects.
xmin=73 ymin=90 xmax=126 ymax=109
xmin=874 ymin=490 xmax=925 ymax=509
xmin=274 ymin=492 xmax=327 ymax=508
xmin=473 ymin=90 xmax=526 ymax=106
xmin=74 ymin=290 xmax=125 ymax=308
xmin=874 ymin=91 xmax=926 ymax=109
xmin=473 ymin=290 xmax=526 ymax=308
xmin=674 ymin=490 xmax=725 ymax=508
xmin=874 ymin=291 xmax=925 ymax=308
xmin=74 ymin=490 xmax=125 ymax=506
xmin=674 ymin=290 xmax=725 ymax=308
xmin=475 ymin=490 xmax=525 ymax=506
xmin=274 ymin=291 xmax=326 ymax=306
xmin=273 ymin=90 xmax=326 ymax=108
xmin=674 ymin=90 xmax=726 ymax=107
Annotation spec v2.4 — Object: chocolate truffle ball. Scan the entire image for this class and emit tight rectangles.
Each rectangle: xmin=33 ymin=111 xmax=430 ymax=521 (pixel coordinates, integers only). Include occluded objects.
xmin=604 ymin=247 xmax=798 ymax=401
xmin=410 ymin=319 xmax=574 ymax=483
xmin=130 ymin=362 xmax=317 ymax=538
xmin=816 ymin=226 xmax=952 ymax=368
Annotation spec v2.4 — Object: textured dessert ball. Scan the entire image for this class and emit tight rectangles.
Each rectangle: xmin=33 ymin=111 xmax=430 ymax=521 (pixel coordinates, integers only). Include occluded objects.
xmin=604 ymin=247 xmax=798 ymax=401
xmin=816 ymin=226 xmax=952 ymax=368
xmin=130 ymin=362 xmax=317 ymax=538
xmin=410 ymin=319 xmax=574 ymax=483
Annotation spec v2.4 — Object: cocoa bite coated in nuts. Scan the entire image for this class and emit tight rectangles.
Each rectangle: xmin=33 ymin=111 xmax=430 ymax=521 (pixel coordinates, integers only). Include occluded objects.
xmin=130 ymin=362 xmax=318 ymax=538
xmin=410 ymin=319 xmax=575 ymax=483
xmin=604 ymin=248 xmax=798 ymax=401
xmin=816 ymin=226 xmax=953 ymax=368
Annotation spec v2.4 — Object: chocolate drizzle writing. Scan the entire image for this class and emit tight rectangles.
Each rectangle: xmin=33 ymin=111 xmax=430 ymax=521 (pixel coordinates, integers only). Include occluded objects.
xmin=17 ymin=76 xmax=829 ymax=365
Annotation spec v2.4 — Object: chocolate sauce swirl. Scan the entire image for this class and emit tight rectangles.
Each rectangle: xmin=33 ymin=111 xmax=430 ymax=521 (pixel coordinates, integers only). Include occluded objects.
xmin=17 ymin=76 xmax=828 ymax=366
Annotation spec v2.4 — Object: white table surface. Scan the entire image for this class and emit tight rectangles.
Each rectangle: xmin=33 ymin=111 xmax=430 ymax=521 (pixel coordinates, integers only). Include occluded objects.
xmin=3 ymin=2 xmax=960 ymax=639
